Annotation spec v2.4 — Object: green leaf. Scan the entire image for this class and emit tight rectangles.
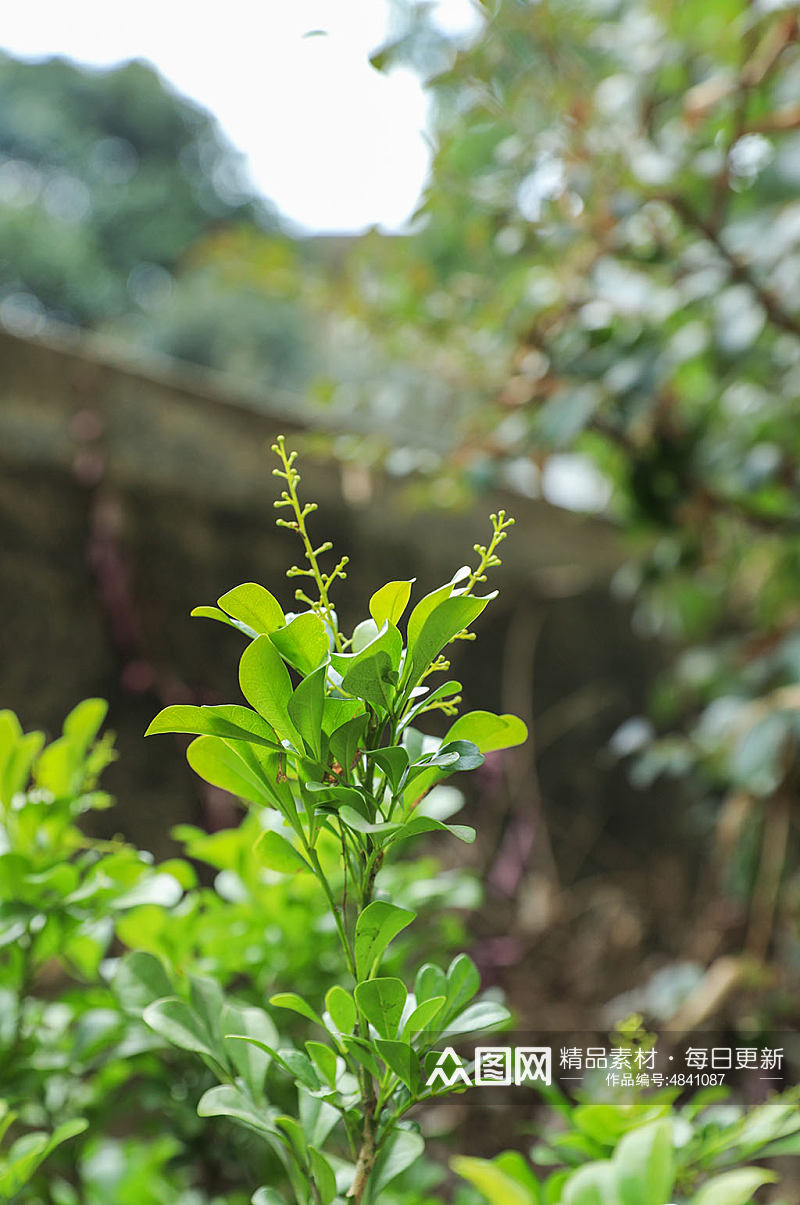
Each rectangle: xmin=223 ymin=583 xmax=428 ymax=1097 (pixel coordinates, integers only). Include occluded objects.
xmin=197 ymin=1084 xmax=276 ymax=1137
xmin=288 ymin=664 xmax=326 ymax=758
xmin=143 ymin=997 xmax=218 ymax=1061
xmin=355 ymin=977 xmax=407 ymax=1038
xmin=375 ymin=1038 xmax=419 ymax=1091
xmin=255 ymin=829 xmax=310 ymax=874
xmin=325 ymin=985 xmax=357 ymax=1036
xmin=355 ymin=901 xmax=416 ymax=978
xmin=351 ymin=618 xmax=380 ymax=652
xmin=405 ymin=594 xmax=492 ymax=687
xmin=187 ymin=736 xmax=275 ymax=807
xmin=446 ymin=710 xmax=528 ymax=753
xmin=445 ymin=953 xmax=481 ymax=1017
xmin=112 ymin=951 xmax=173 ymax=1016
xmin=396 ymin=815 xmax=476 ymax=844
xmin=406 ymin=582 xmax=454 ymax=650
xmin=402 ymin=995 xmax=446 ymax=1040
xmin=451 ymin=1156 xmax=535 ymax=1205
xmin=145 ymin=704 xmax=281 ymax=748
xmin=218 ymin=583 xmax=285 ymax=634
xmin=222 ymin=1003 xmax=279 ymax=1097
xmin=191 ymin=604 xmax=257 ymax=637
xmin=364 ymin=1129 xmax=425 ymax=1202
xmin=369 ymin=580 xmax=414 ymax=627
xmin=321 ymin=696 xmax=364 ymax=736
xmin=189 ymin=976 xmax=227 ymax=1047
xmin=239 ymin=635 xmax=303 ymax=747
xmin=415 ymin=963 xmax=447 ymax=1002
xmin=63 ymin=698 xmax=107 ymax=752
xmin=331 ymin=621 xmax=403 ymax=676
xmin=270 ymin=612 xmax=330 ymax=676
xmin=252 ymin=1190 xmax=285 ymax=1205
xmin=338 ymin=806 xmax=399 ymax=836
xmin=364 ymin=745 xmax=409 ymax=791
xmin=614 ymin=1119 xmax=674 ymax=1205
xmin=342 ymin=1035 xmax=382 ymax=1079
xmin=0 ymin=1119 xmax=88 ymax=1197
xmin=692 ymin=1168 xmax=778 ymax=1205
xmin=269 ymin=992 xmax=324 ymax=1028
xmin=308 ymin=1146 xmax=338 ymax=1205
xmin=341 ymin=651 xmax=397 ymax=713
xmin=305 ymin=1040 xmax=338 ymax=1086
xmin=329 ymin=713 xmax=368 ymax=776
xmin=562 ymin=1161 xmax=617 ymax=1205
xmin=442 ymin=1000 xmax=510 ymax=1037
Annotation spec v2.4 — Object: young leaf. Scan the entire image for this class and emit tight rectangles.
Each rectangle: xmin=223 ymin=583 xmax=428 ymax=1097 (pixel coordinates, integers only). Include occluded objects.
xmin=308 ymin=1146 xmax=338 ymax=1205
xmin=614 ymin=1120 xmax=674 ymax=1205
xmin=405 ymin=594 xmax=492 ymax=688
xmin=305 ymin=1040 xmax=338 ymax=1087
xmin=239 ymin=635 xmax=303 ymax=747
xmin=355 ymin=901 xmax=416 ymax=978
xmin=197 ymin=1084 xmax=276 ymax=1137
xmin=112 ymin=951 xmax=173 ymax=1016
xmin=341 ymin=651 xmax=397 ymax=713
xmin=331 ymin=621 xmax=403 ymax=676
xmin=218 ymin=583 xmax=285 ymax=634
xmin=355 ymin=978 xmax=407 ymax=1039
xmin=145 ymin=704 xmax=281 ymax=749
xmin=692 ymin=1169 xmax=778 ymax=1205
xmin=191 ymin=605 xmax=257 ymax=637
xmin=451 ymin=1156 xmax=533 ymax=1205
xmin=375 ymin=1038 xmax=419 ymax=1092
xmin=395 ymin=815 xmax=476 ymax=845
xmin=269 ymin=992 xmax=325 ymax=1028
xmin=187 ymin=736 xmax=276 ymax=807
xmin=325 ymin=985 xmax=357 ymax=1036
xmin=338 ymin=806 xmax=399 ymax=836
xmin=402 ymin=995 xmax=446 ymax=1040
xmin=406 ymin=582 xmax=454 ymax=650
xmin=369 ymin=579 xmax=414 ymax=628
xmin=445 ymin=710 xmax=528 ymax=753
xmin=255 ymin=830 xmax=310 ymax=874
xmin=287 ymin=664 xmax=326 ymax=759
xmin=270 ymin=612 xmax=330 ymax=676
xmin=143 ymin=998 xmax=218 ymax=1061
xmin=441 ymin=1000 xmax=511 ymax=1038
xmin=415 ymin=963 xmax=447 ymax=1002
xmin=329 ymin=713 xmax=369 ymax=776
xmin=363 ymin=1129 xmax=425 ymax=1202
xmin=445 ymin=954 xmax=481 ymax=1017
xmin=364 ymin=746 xmax=409 ymax=792
xmin=222 ymin=1003 xmax=279 ymax=1097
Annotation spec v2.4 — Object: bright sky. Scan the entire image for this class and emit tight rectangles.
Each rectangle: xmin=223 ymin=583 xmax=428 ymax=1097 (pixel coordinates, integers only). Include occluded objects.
xmin=0 ymin=0 xmax=479 ymax=233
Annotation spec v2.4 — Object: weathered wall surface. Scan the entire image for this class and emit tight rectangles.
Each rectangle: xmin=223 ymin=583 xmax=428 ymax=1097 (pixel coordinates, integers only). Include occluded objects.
xmin=0 ymin=327 xmax=687 ymax=973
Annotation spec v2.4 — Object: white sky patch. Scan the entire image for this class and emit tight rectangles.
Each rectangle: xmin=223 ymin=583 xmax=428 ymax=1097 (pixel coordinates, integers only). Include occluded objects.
xmin=0 ymin=0 xmax=480 ymax=232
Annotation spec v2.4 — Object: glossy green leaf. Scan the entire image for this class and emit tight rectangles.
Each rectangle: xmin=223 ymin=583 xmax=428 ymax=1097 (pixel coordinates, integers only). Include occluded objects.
xmin=446 ymin=710 xmax=528 ymax=753
xmin=143 ymin=997 xmax=218 ymax=1061
xmin=375 ymin=1038 xmax=419 ymax=1092
xmin=197 ymin=1084 xmax=276 ymax=1137
xmin=218 ymin=583 xmax=285 ymax=634
xmin=442 ymin=1000 xmax=511 ymax=1037
xmin=270 ymin=611 xmax=330 ymax=676
xmin=309 ymin=1146 xmax=338 ymax=1205
xmin=451 ymin=1156 xmax=534 ymax=1205
xmin=287 ymin=664 xmax=326 ymax=758
xmin=364 ymin=1129 xmax=425 ymax=1202
xmin=405 ymin=594 xmax=492 ymax=686
xmin=325 ymin=985 xmax=357 ymax=1036
xmin=269 ymin=992 xmax=324 ymax=1028
xmin=415 ymin=963 xmax=448 ymax=1002
xmin=191 ymin=605 xmax=256 ymax=637
xmin=338 ymin=806 xmax=399 ymax=836
xmin=145 ymin=704 xmax=281 ymax=748
xmin=562 ymin=1161 xmax=617 ymax=1205
xmin=341 ymin=650 xmax=397 ymax=713
xmin=692 ymin=1168 xmax=778 ymax=1205
xmin=255 ymin=829 xmax=310 ymax=874
xmin=305 ymin=1040 xmax=338 ymax=1086
xmin=329 ymin=713 xmax=368 ymax=776
xmin=446 ymin=953 xmax=481 ymax=1016
xmin=112 ymin=951 xmax=173 ymax=1016
xmin=331 ymin=621 xmax=403 ymax=676
xmin=615 ymin=1119 xmax=674 ymax=1205
xmin=369 ymin=579 xmax=414 ymax=627
xmin=355 ymin=977 xmax=407 ymax=1039
xmin=355 ymin=900 xmax=416 ymax=978
xmin=0 ymin=1119 xmax=88 ymax=1198
xmin=187 ymin=736 xmax=275 ymax=807
xmin=405 ymin=582 xmax=454 ymax=650
xmin=402 ymin=994 xmax=446 ymax=1040
xmin=364 ymin=745 xmax=409 ymax=791
xmin=239 ymin=635 xmax=303 ymax=747
xmin=222 ymin=1003 xmax=279 ymax=1096
xmin=396 ymin=814 xmax=476 ymax=844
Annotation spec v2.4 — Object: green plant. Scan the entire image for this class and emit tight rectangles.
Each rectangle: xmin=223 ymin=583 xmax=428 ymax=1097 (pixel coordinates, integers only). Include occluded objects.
xmin=454 ymin=1085 xmax=800 ymax=1204
xmin=141 ymin=438 xmax=527 ymax=1203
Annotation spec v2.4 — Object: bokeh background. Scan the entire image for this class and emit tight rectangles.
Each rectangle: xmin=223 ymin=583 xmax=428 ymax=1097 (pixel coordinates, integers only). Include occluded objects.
xmin=2 ymin=0 xmax=800 ymax=1123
